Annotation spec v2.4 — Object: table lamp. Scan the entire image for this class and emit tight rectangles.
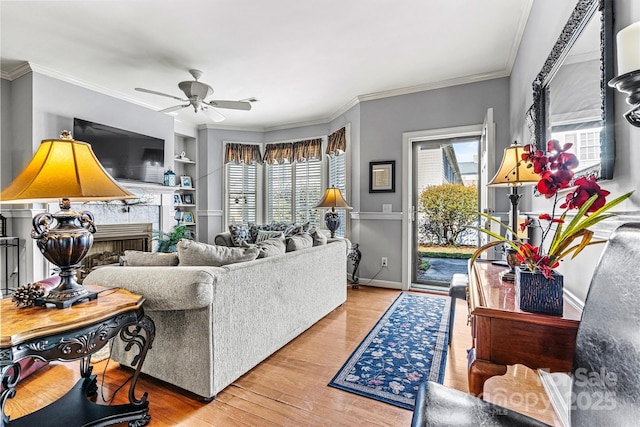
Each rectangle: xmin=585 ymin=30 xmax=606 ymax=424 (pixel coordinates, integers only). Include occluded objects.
xmin=488 ymin=142 xmax=538 ymax=281
xmin=314 ymin=185 xmax=352 ymax=238
xmin=0 ymin=131 xmax=137 ymax=308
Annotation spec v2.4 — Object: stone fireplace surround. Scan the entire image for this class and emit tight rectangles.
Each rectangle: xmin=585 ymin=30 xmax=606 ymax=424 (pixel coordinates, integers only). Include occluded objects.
xmin=3 ymin=182 xmax=177 ymax=285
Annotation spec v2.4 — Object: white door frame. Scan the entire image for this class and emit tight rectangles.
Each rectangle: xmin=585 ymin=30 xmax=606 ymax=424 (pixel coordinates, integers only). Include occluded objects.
xmin=401 ymin=125 xmax=483 ymax=290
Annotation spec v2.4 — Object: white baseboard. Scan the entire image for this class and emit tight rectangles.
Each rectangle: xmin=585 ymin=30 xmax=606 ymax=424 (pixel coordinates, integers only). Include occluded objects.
xmin=539 ymin=370 xmax=571 ymax=427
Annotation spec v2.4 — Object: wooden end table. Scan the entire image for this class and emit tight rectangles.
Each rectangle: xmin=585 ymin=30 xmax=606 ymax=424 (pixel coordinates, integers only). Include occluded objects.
xmin=0 ymin=285 xmax=155 ymax=427
xmin=467 ymin=260 xmax=581 ymax=397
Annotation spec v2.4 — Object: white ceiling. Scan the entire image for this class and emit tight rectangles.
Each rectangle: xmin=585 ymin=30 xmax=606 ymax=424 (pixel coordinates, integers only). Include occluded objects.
xmin=1 ymin=0 xmax=533 ymax=131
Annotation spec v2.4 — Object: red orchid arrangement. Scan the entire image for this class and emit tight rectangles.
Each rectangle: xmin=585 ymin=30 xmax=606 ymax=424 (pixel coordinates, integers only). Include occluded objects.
xmin=481 ymin=140 xmax=633 ymax=279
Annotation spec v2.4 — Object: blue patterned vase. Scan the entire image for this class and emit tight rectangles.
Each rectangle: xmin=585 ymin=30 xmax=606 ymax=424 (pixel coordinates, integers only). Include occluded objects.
xmin=515 ymin=267 xmax=563 ymax=316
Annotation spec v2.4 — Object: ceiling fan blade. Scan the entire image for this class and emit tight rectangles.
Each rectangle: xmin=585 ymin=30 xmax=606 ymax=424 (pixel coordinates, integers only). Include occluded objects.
xmin=201 ymin=106 xmax=226 ymax=122
xmin=159 ymin=104 xmax=189 ymax=113
xmin=135 ymin=87 xmax=186 ymax=102
xmin=208 ymin=100 xmax=252 ymax=111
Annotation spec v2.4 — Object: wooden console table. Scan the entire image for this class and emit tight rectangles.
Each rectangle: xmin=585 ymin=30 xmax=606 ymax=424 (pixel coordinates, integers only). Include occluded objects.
xmin=467 ymin=260 xmax=581 ymax=396
xmin=0 ymin=285 xmax=155 ymax=427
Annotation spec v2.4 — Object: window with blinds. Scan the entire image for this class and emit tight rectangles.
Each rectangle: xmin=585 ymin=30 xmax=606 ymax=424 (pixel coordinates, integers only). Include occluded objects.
xmin=226 ymin=163 xmax=257 ymax=224
xmin=328 ymin=152 xmax=346 ymax=236
xmin=267 ymin=162 xmax=293 ymax=222
xmin=295 ymin=159 xmax=322 ymax=224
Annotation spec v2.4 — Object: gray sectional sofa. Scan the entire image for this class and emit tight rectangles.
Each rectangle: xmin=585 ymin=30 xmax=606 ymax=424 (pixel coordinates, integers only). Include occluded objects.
xmin=83 ymin=238 xmax=348 ymax=400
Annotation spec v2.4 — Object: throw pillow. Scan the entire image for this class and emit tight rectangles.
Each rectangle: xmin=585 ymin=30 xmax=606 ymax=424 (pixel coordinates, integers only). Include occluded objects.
xmin=310 ymin=228 xmax=328 ymax=246
xmin=124 ymin=250 xmax=179 ymax=266
xmin=255 ymin=234 xmax=286 ymax=258
xmin=249 ymin=222 xmax=292 ymax=243
xmin=285 ymin=233 xmax=314 ymax=252
xmin=178 ymin=239 xmax=259 ymax=266
xmin=228 ymin=223 xmax=252 ymax=246
xmin=256 ymin=229 xmax=284 ymax=242
xmin=285 ymin=221 xmax=311 ymax=237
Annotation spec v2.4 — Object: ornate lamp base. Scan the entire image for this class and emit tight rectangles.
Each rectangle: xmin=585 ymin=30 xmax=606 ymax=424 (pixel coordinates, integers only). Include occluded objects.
xmin=325 ymin=209 xmax=340 ymax=238
xmin=34 ymin=288 xmax=98 ymax=309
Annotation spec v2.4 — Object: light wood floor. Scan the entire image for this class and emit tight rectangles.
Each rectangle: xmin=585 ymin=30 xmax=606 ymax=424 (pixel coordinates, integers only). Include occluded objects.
xmin=5 ymin=286 xmax=563 ymax=426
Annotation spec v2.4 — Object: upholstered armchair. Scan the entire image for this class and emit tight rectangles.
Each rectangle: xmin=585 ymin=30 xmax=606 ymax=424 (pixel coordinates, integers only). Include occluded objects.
xmin=412 ymin=222 xmax=640 ymax=426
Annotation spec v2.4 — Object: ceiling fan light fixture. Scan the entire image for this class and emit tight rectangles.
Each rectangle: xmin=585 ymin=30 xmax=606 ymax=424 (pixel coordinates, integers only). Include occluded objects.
xmin=178 ymin=80 xmax=213 ymax=99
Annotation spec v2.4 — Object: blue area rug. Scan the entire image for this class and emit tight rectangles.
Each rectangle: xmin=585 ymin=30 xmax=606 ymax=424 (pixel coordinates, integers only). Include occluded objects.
xmin=329 ymin=292 xmax=450 ymax=410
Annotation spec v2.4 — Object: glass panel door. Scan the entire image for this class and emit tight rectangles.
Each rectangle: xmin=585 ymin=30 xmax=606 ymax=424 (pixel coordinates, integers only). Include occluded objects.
xmin=412 ymin=137 xmax=480 ymax=288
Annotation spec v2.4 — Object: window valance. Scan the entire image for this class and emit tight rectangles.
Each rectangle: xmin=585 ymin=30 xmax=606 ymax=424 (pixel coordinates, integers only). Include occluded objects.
xmin=326 ymin=127 xmax=346 ymax=156
xmin=224 ymin=143 xmax=263 ymax=165
xmin=263 ymin=138 xmax=322 ymax=164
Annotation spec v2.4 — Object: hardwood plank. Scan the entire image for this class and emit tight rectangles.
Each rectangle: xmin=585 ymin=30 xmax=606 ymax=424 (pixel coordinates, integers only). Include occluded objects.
xmin=4 ymin=285 xmax=562 ymax=426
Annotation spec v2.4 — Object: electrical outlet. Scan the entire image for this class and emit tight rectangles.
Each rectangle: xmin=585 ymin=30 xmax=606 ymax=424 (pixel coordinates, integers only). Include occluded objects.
xmin=381 ymin=257 xmax=388 ymax=267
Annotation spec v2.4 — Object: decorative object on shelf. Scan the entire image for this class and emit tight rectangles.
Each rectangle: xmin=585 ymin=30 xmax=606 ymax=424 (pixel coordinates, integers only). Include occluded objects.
xmin=164 ymin=169 xmax=176 ymax=186
xmin=515 ymin=267 xmax=564 ymax=315
xmin=180 ymin=175 xmax=192 ymax=188
xmin=348 ymin=243 xmax=361 ymax=288
xmin=314 ymin=185 xmax=352 ymax=238
xmin=0 ymin=213 xmax=5 ymax=237
xmin=173 ymin=194 xmax=182 ymax=205
xmin=183 ymin=211 xmax=195 ymax=224
xmin=479 ymin=139 xmax=633 ymax=294
xmin=182 ymin=193 xmax=193 ymax=204
xmin=12 ymin=282 xmax=45 ymax=308
xmin=0 ymin=131 xmax=137 ymax=308
xmin=608 ymin=21 xmax=640 ymax=127
xmin=153 ymin=224 xmax=194 ymax=253
xmin=369 ymin=160 xmax=395 ymax=193
xmin=486 ymin=142 xmax=539 ymax=281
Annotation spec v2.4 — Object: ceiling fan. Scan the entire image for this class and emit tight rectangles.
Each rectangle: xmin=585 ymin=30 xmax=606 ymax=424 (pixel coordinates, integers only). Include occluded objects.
xmin=135 ymin=69 xmax=253 ymax=122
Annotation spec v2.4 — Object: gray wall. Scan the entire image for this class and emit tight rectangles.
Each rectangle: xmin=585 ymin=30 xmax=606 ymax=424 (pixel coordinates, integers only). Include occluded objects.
xmin=355 ymin=78 xmax=510 ymax=283
xmin=509 ymin=0 xmax=640 ymax=303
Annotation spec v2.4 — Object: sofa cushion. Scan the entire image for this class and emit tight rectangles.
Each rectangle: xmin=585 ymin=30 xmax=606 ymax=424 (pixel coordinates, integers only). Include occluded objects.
xmin=228 ymin=224 xmax=252 ymax=246
xmin=286 ymin=233 xmax=314 ymax=252
xmin=124 ymin=250 xmax=179 ymax=266
xmin=310 ymin=228 xmax=328 ymax=246
xmin=256 ymin=234 xmax=286 ymax=258
xmin=178 ymin=239 xmax=259 ymax=266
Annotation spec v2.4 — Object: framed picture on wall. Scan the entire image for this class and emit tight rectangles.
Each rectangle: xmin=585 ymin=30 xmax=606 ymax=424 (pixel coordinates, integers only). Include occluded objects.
xmin=180 ymin=175 xmax=192 ymax=188
xmin=369 ymin=160 xmax=395 ymax=193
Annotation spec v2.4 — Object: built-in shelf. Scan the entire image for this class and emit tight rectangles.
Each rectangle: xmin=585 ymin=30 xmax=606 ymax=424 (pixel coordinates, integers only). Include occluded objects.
xmin=174 ymin=157 xmax=196 ymax=165
xmin=173 ymin=134 xmax=198 ymax=237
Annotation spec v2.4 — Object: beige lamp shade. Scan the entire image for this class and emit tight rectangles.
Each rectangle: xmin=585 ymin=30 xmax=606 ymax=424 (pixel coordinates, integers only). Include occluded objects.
xmin=0 ymin=132 xmax=137 ymax=203
xmin=488 ymin=143 xmax=539 ymax=187
xmin=315 ymin=185 xmax=352 ymax=210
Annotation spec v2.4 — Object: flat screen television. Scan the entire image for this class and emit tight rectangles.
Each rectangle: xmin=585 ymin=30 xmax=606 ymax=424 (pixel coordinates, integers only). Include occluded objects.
xmin=73 ymin=118 xmax=165 ymax=185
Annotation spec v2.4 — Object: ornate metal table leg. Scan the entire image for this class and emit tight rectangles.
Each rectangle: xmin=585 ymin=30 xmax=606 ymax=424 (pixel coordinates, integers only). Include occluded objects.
xmin=118 ymin=313 xmax=155 ymax=426
xmin=348 ymin=243 xmax=361 ymax=289
xmin=1 ymin=362 xmax=21 ymax=427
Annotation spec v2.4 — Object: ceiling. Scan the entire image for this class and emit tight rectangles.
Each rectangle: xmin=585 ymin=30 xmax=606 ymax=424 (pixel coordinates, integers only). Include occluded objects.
xmin=1 ymin=0 xmax=533 ymax=131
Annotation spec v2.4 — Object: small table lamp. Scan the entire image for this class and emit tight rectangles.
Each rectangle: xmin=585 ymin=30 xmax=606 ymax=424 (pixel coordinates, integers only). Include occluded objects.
xmin=488 ymin=142 xmax=538 ymax=281
xmin=0 ymin=131 xmax=137 ymax=308
xmin=314 ymin=185 xmax=352 ymax=238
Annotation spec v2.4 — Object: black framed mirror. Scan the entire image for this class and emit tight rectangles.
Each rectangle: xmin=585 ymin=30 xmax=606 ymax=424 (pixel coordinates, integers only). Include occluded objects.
xmin=529 ymin=0 xmax=614 ymax=180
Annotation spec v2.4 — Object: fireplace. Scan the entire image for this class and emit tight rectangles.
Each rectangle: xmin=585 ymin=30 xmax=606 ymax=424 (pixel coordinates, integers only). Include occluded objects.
xmin=78 ymin=223 xmax=153 ymax=282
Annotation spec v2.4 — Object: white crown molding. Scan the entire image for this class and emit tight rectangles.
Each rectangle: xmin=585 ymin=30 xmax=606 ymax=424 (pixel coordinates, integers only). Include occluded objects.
xmin=357 ymin=70 xmax=510 ymax=103
xmin=7 ymin=61 xmax=512 ymax=134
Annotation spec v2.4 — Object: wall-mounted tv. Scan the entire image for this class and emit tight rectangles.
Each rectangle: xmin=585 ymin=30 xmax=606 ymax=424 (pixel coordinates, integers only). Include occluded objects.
xmin=73 ymin=118 xmax=165 ymax=185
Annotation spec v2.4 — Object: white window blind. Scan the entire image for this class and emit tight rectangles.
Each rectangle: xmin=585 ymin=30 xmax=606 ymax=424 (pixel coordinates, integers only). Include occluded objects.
xmin=226 ymin=163 xmax=257 ymax=224
xmin=267 ymin=162 xmax=293 ymax=222
xmin=328 ymin=152 xmax=346 ymax=237
xmin=295 ymin=159 xmax=322 ymax=225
